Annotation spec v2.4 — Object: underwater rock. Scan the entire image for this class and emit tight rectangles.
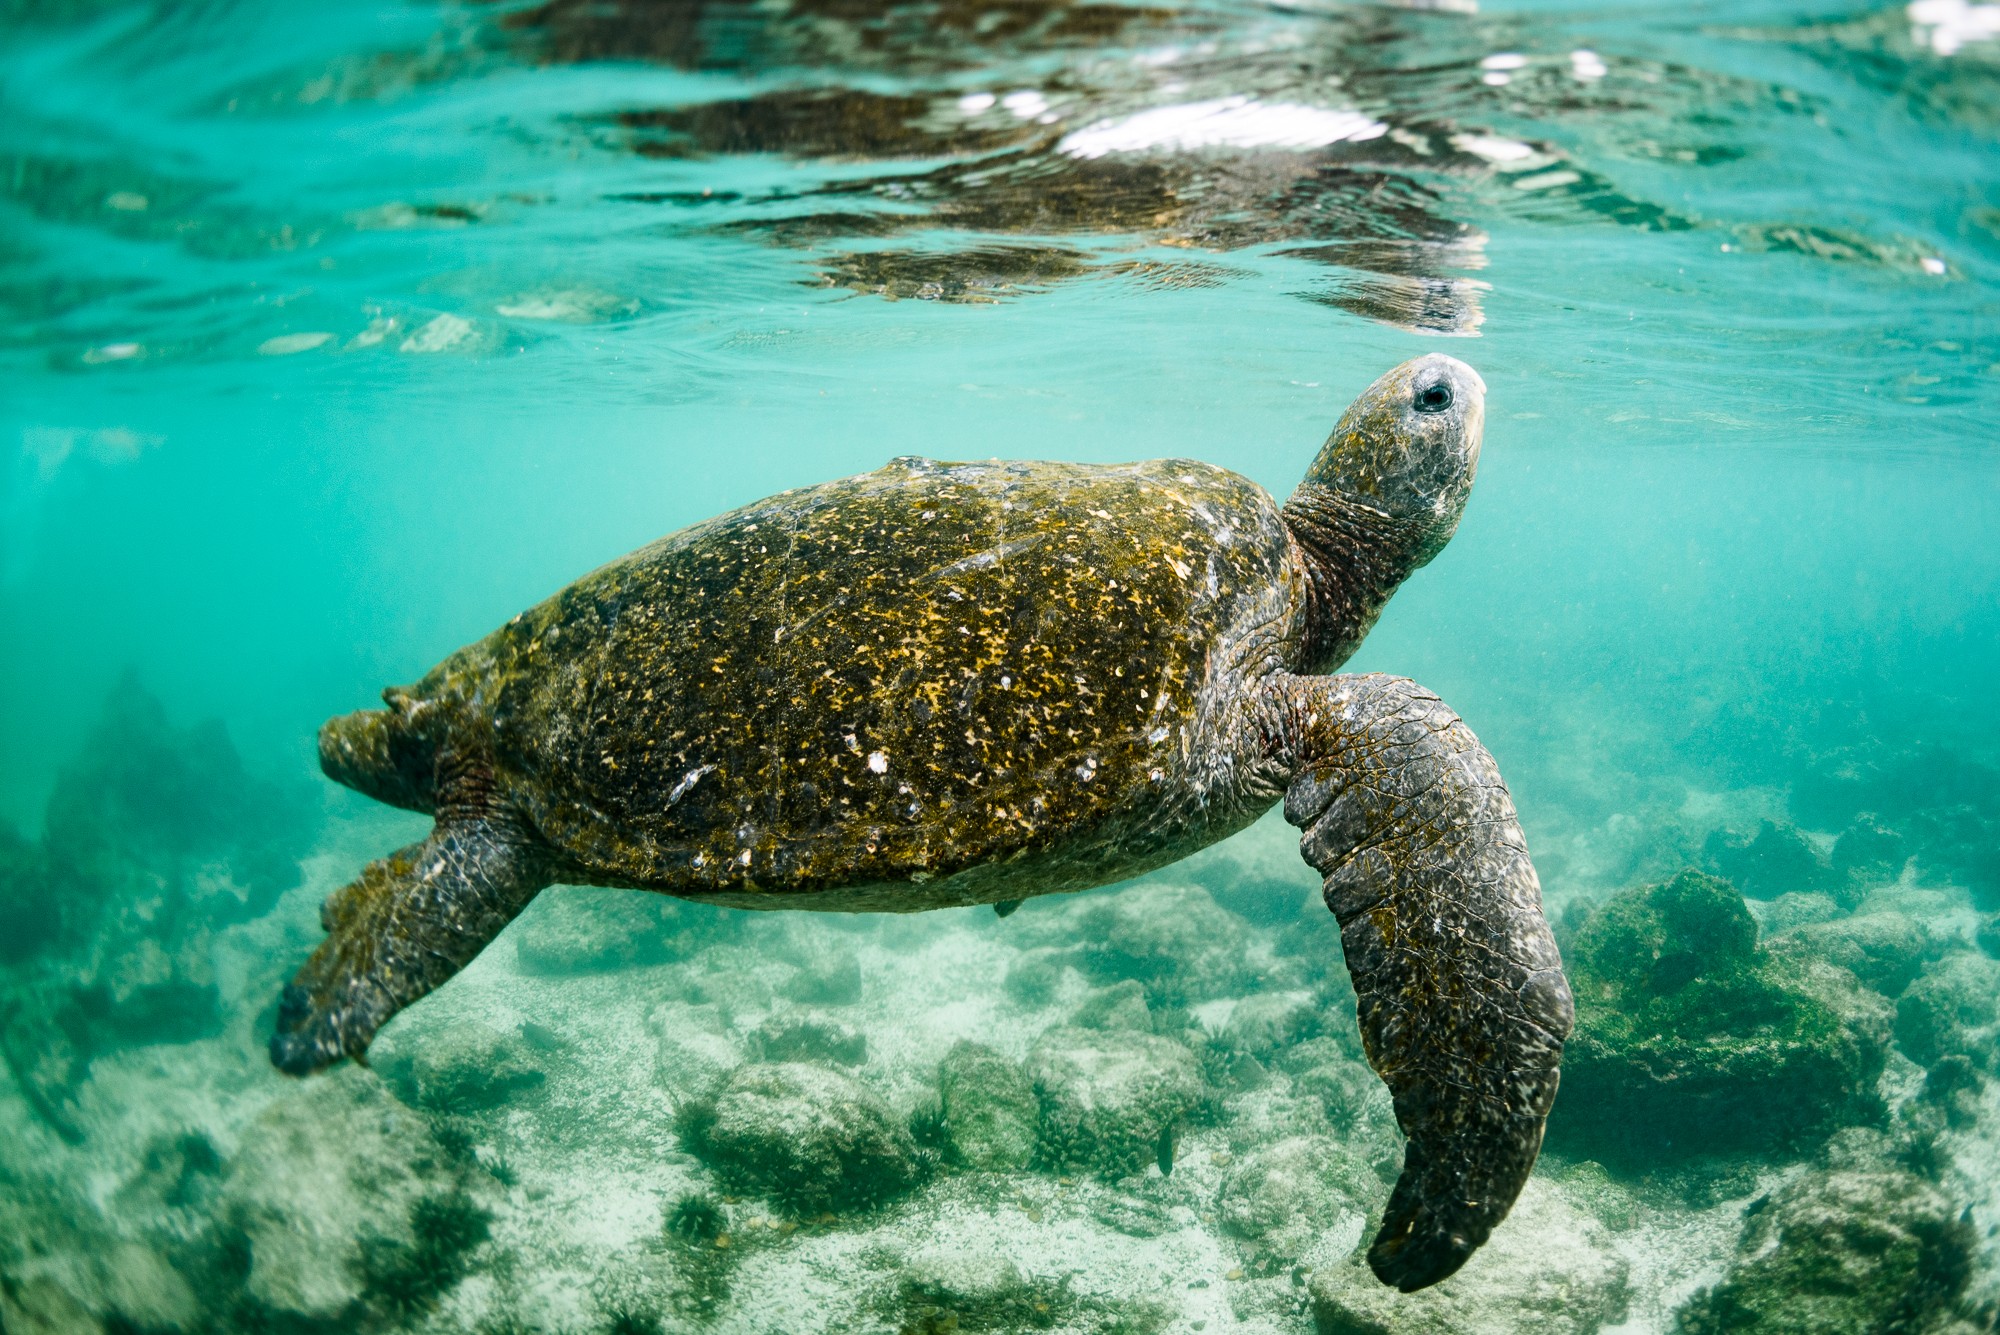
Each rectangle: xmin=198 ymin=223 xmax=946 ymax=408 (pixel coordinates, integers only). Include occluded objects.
xmin=1893 ymin=952 xmax=2000 ymax=1069
xmin=672 ymin=941 xmax=795 ymax=1013
xmin=1551 ymin=870 xmax=1890 ymax=1168
xmin=1978 ymin=913 xmax=2000 ymax=959
xmin=750 ymin=1010 xmax=867 ymax=1066
xmin=1555 ymin=1160 xmax=1644 ymax=1232
xmin=1674 ymin=1154 xmax=1975 ymax=1335
xmin=39 ymin=676 xmax=312 ymax=933
xmin=1066 ymin=883 xmax=1253 ymax=1005
xmin=1907 ymin=805 xmax=2000 ymax=910
xmin=1070 ymin=979 xmax=1153 ymax=1031
xmin=0 ymin=680 xmax=314 ymax=1138
xmin=0 ymin=990 xmax=92 ymax=1140
xmin=936 ymin=1040 xmax=1039 ymax=1171
xmin=219 ymin=1066 xmax=453 ymax=1320
xmin=1308 ymin=1178 xmax=1629 ymax=1334
xmin=896 ymin=1245 xmax=1033 ymax=1320
xmin=678 ymin=1061 xmax=920 ymax=1216
xmin=887 ymin=1238 xmax=1168 ymax=1332
xmin=1915 ymin=1052 xmax=1984 ymax=1131
xmin=650 ymin=1000 xmax=743 ymax=1102
xmin=1090 ymin=1187 xmax=1178 ymax=1237
xmin=0 ymin=823 xmax=58 ymax=965
xmin=1027 ymin=1025 xmax=1203 ymax=1178
xmin=1794 ymin=745 xmax=2000 ymax=907
xmin=1759 ymin=891 xmax=1844 ymax=935
xmin=372 ymin=1017 xmax=546 ymax=1113
xmin=1217 ymin=1135 xmax=1368 ymax=1263
xmin=1703 ymin=820 xmax=1842 ymax=904
xmin=511 ymin=885 xmax=707 ymax=973
xmin=1831 ymin=815 xmax=1908 ymax=885
xmin=1769 ymin=911 xmax=1947 ymax=997
xmin=1221 ymin=991 xmax=1322 ymax=1059
xmin=1289 ymin=1056 xmax=1395 ymax=1140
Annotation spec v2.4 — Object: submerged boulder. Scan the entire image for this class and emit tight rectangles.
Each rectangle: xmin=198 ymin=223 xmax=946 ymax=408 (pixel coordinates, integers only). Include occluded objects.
xmin=1070 ymin=979 xmax=1153 ymax=1032
xmin=1893 ymin=952 xmax=2000 ymax=1069
xmin=1027 ymin=1025 xmax=1203 ymax=1178
xmin=937 ymin=1041 xmax=1039 ymax=1171
xmin=1830 ymin=815 xmax=1907 ymax=886
xmin=1769 ymin=912 xmax=1946 ymax=998
xmin=750 ymin=1010 xmax=867 ymax=1067
xmin=679 ymin=1062 xmax=920 ymax=1216
xmin=1221 ymin=991 xmax=1323 ymax=1060
xmin=1550 ymin=870 xmax=1890 ymax=1168
xmin=1309 ymin=1178 xmax=1628 ymax=1335
xmin=1675 ymin=1152 xmax=1975 ymax=1335
xmin=778 ymin=941 xmax=864 ymax=1006
xmin=371 ymin=1018 xmax=546 ymax=1114
xmin=1218 ymin=1135 xmax=1370 ymax=1263
xmin=1704 ymin=821 xmax=1842 ymax=904
xmin=218 ymin=1067 xmax=455 ymax=1321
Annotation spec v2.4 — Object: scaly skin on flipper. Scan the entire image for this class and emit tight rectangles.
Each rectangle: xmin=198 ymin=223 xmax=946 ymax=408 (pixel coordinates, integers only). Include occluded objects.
xmin=269 ymin=809 xmax=551 ymax=1074
xmin=1269 ymin=671 xmax=1572 ymax=1291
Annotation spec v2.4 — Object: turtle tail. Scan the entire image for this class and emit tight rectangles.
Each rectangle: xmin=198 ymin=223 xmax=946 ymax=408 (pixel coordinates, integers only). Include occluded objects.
xmin=318 ymin=694 xmax=439 ymax=813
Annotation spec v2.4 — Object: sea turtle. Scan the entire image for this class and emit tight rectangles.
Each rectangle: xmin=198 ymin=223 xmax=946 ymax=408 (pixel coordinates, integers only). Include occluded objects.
xmin=273 ymin=353 xmax=1571 ymax=1291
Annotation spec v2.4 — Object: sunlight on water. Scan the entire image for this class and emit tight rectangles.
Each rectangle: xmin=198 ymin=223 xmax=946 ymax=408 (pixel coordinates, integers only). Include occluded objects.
xmin=0 ymin=0 xmax=1997 ymax=1330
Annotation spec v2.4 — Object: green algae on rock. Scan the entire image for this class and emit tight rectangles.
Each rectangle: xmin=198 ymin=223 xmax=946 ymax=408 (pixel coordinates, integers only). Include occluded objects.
xmin=1674 ymin=1138 xmax=1975 ymax=1335
xmin=1704 ymin=820 xmax=1843 ymax=905
xmin=937 ymin=1040 xmax=1040 ymax=1172
xmin=1028 ymin=1025 xmax=1204 ymax=1179
xmin=679 ymin=1061 xmax=922 ymax=1216
xmin=1893 ymin=952 xmax=2000 ymax=1070
xmin=1550 ymin=869 xmax=1890 ymax=1168
xmin=371 ymin=1017 xmax=547 ymax=1114
xmin=1218 ymin=1134 xmax=1372 ymax=1264
xmin=1768 ymin=911 xmax=1949 ymax=999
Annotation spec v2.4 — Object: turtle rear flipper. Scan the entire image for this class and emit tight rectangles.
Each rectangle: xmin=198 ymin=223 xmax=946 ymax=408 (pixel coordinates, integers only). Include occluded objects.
xmin=270 ymin=810 xmax=550 ymax=1075
xmin=1269 ymin=672 xmax=1572 ymax=1292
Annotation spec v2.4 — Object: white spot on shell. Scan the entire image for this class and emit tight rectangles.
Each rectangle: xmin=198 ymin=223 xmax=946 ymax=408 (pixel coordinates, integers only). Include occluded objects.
xmin=868 ymin=751 xmax=889 ymax=774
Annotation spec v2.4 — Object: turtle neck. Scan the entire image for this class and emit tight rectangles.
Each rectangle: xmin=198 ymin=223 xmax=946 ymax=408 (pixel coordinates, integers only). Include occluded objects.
xmin=1280 ymin=484 xmax=1439 ymax=675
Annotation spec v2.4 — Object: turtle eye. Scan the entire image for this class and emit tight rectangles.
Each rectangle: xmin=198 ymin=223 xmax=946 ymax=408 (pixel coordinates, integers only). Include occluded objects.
xmin=1414 ymin=383 xmax=1453 ymax=414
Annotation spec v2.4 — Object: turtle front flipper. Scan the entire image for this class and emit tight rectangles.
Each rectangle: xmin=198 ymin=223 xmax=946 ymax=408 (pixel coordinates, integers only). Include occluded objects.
xmin=270 ymin=812 xmax=551 ymax=1075
xmin=1266 ymin=671 xmax=1572 ymax=1292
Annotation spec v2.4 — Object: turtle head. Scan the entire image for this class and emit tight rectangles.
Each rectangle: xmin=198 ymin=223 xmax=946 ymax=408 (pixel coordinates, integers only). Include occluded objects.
xmin=1283 ymin=355 xmax=1487 ymax=671
xmin=1297 ymin=353 xmax=1486 ymax=568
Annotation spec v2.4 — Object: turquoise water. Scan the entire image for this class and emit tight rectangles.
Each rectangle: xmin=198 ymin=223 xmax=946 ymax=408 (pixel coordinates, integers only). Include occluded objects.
xmin=3 ymin=0 xmax=1999 ymax=1330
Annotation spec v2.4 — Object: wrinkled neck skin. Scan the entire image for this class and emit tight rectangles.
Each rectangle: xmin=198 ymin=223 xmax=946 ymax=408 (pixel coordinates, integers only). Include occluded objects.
xmin=1280 ymin=484 xmax=1442 ymax=676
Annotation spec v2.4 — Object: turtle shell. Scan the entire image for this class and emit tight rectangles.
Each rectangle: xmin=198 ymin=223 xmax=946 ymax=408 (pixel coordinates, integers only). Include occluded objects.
xmin=415 ymin=456 xmax=1304 ymax=908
